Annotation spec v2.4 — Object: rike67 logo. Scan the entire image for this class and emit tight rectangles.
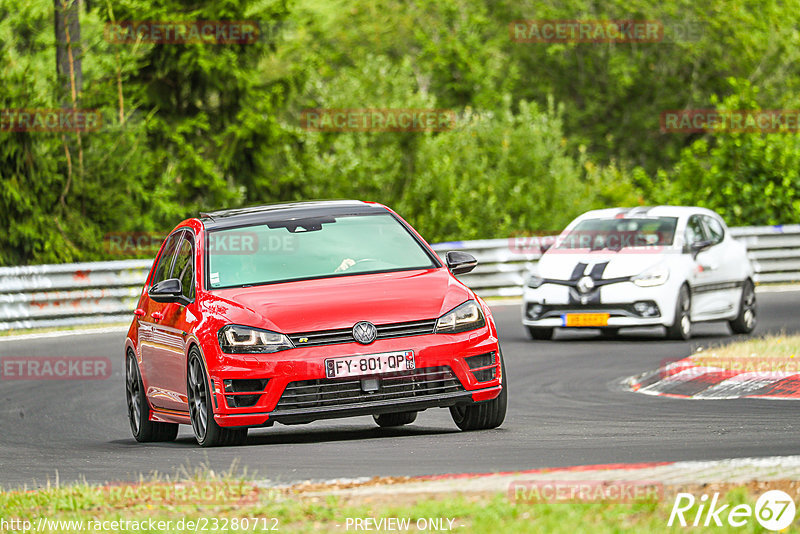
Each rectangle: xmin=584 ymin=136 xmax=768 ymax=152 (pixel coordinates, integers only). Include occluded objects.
xmin=668 ymin=490 xmax=796 ymax=531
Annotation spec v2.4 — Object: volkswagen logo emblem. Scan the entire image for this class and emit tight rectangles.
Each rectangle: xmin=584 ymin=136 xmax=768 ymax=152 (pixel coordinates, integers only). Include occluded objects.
xmin=577 ymin=275 xmax=595 ymax=294
xmin=352 ymin=321 xmax=378 ymax=345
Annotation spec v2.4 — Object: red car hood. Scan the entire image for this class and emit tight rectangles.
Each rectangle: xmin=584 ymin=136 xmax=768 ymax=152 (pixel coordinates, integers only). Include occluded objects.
xmin=209 ymin=268 xmax=471 ymax=333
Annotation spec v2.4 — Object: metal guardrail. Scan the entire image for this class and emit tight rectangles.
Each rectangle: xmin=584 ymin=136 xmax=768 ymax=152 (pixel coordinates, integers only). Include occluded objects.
xmin=1 ymin=225 xmax=798 ymax=330
xmin=0 ymin=260 xmax=152 ymax=331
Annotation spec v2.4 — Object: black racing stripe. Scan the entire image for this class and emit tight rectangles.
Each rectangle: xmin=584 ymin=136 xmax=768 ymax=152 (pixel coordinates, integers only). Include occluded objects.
xmin=569 ymin=262 xmax=587 ymax=281
xmin=589 ymin=262 xmax=609 ymax=280
xmin=567 ymin=263 xmax=587 ymax=305
xmin=567 ymin=261 xmax=607 ymax=305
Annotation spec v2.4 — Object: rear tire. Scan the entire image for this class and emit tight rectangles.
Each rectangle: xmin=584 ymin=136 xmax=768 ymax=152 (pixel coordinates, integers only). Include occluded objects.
xmin=666 ymin=285 xmax=692 ymax=340
xmin=450 ymin=354 xmax=507 ymax=431
xmin=187 ymin=349 xmax=248 ymax=447
xmin=125 ymin=352 xmax=178 ymax=442
xmin=373 ymin=411 xmax=417 ymax=427
xmin=729 ymin=279 xmax=757 ymax=334
xmin=526 ymin=326 xmax=554 ymax=340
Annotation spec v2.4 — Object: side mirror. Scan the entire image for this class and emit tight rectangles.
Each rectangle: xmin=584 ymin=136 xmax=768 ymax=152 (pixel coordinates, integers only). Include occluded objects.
xmin=445 ymin=251 xmax=478 ymax=275
xmin=148 ymin=278 xmax=188 ymax=304
xmin=539 ymin=242 xmax=553 ymax=254
xmin=687 ymin=239 xmax=713 ymax=258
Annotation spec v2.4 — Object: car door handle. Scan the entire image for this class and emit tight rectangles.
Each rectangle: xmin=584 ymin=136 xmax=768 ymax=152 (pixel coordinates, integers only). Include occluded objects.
xmin=152 ymin=311 xmax=164 ymax=321
xmin=134 ymin=308 xmax=145 ymax=317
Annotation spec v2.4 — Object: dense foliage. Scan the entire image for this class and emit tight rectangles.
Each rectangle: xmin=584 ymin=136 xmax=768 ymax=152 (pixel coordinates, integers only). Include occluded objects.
xmin=1 ymin=0 xmax=799 ymax=264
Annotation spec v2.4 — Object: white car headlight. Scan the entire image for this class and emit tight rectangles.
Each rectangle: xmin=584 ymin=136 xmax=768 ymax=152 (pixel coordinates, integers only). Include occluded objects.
xmin=218 ymin=325 xmax=294 ymax=354
xmin=633 ymin=265 xmax=670 ymax=287
xmin=435 ymin=301 xmax=485 ymax=333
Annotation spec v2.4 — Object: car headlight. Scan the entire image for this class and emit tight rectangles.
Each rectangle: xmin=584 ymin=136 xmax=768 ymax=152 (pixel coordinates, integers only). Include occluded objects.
xmin=435 ymin=301 xmax=486 ymax=333
xmin=526 ymin=272 xmax=545 ymax=289
xmin=218 ymin=325 xmax=294 ymax=354
xmin=633 ymin=265 xmax=670 ymax=287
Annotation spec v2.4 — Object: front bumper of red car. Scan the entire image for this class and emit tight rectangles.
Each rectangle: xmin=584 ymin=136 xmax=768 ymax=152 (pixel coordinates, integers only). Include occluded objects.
xmin=208 ymin=327 xmax=502 ymax=428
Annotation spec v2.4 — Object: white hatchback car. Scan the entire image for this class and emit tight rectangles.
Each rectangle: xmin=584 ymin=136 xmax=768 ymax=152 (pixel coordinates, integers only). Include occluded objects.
xmin=522 ymin=206 xmax=756 ymax=340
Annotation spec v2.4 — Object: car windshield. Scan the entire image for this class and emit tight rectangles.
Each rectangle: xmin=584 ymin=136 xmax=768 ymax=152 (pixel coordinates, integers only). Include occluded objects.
xmin=556 ymin=217 xmax=678 ymax=250
xmin=206 ymin=213 xmax=437 ymax=288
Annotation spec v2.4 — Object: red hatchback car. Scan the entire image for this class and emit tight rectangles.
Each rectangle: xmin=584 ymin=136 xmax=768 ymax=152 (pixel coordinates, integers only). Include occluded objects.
xmin=125 ymin=201 xmax=507 ymax=446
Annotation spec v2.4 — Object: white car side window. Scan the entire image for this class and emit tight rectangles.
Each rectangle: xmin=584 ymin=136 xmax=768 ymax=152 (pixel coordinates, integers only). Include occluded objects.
xmin=704 ymin=216 xmax=724 ymax=245
xmin=684 ymin=216 xmax=706 ymax=245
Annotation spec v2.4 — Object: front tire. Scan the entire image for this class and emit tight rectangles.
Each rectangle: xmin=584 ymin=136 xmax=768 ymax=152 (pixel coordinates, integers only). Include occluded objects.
xmin=126 ymin=352 xmax=178 ymax=442
xmin=729 ymin=279 xmax=757 ymax=334
xmin=526 ymin=326 xmax=554 ymax=340
xmin=666 ymin=284 xmax=692 ymax=340
xmin=450 ymin=355 xmax=507 ymax=431
xmin=373 ymin=412 xmax=417 ymax=427
xmin=187 ymin=350 xmax=247 ymax=447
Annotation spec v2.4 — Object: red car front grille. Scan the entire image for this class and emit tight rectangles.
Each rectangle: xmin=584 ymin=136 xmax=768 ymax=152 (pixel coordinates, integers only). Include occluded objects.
xmin=274 ymin=366 xmax=461 ymax=411
xmin=288 ymin=319 xmax=437 ymax=348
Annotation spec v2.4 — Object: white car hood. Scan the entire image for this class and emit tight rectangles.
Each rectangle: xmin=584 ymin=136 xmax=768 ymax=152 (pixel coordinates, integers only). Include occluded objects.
xmin=536 ymin=250 xmax=669 ymax=280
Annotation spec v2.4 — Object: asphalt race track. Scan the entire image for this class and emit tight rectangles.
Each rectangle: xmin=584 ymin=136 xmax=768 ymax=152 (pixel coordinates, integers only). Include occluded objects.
xmin=1 ymin=290 xmax=799 ymax=489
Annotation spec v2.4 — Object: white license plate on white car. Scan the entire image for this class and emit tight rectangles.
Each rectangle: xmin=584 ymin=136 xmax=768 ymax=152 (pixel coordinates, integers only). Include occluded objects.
xmin=325 ymin=350 xmax=415 ymax=379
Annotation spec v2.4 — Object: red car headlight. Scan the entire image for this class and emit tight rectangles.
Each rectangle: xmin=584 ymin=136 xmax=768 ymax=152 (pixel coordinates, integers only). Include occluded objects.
xmin=435 ymin=300 xmax=486 ymax=334
xmin=218 ymin=325 xmax=294 ymax=354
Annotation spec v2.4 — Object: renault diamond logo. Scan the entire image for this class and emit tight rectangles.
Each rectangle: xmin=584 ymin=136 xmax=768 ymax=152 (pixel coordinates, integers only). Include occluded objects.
xmin=352 ymin=321 xmax=378 ymax=345
xmin=577 ymin=275 xmax=595 ymax=294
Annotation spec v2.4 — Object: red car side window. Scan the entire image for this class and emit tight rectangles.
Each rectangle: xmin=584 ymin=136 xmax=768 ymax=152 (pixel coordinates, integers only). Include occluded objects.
xmin=172 ymin=234 xmax=195 ymax=299
xmin=151 ymin=232 xmax=183 ymax=285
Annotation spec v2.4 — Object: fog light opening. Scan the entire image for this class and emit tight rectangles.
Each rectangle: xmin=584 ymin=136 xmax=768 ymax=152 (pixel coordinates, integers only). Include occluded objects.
xmin=528 ymin=304 xmax=544 ymax=320
xmin=633 ymin=301 xmax=660 ymax=317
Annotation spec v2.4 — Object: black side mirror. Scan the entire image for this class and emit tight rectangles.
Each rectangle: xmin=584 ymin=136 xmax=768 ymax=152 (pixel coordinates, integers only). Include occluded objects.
xmin=687 ymin=239 xmax=713 ymax=259
xmin=539 ymin=242 xmax=553 ymax=254
xmin=445 ymin=251 xmax=478 ymax=275
xmin=148 ymin=278 xmax=188 ymax=304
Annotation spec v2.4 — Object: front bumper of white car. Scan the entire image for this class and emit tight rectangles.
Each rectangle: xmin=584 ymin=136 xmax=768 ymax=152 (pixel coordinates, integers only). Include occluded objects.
xmin=521 ymin=281 xmax=680 ymax=329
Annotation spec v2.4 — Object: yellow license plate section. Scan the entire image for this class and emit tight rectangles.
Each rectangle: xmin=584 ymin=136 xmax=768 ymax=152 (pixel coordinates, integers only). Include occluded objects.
xmin=562 ymin=313 xmax=610 ymax=327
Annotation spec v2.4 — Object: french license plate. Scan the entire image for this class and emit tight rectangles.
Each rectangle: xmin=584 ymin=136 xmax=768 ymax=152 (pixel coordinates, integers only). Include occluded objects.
xmin=562 ymin=313 xmax=610 ymax=327
xmin=325 ymin=350 xmax=415 ymax=379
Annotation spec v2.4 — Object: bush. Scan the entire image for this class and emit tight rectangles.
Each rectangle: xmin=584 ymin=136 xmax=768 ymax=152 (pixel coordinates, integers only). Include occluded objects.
xmin=655 ymin=84 xmax=800 ymax=225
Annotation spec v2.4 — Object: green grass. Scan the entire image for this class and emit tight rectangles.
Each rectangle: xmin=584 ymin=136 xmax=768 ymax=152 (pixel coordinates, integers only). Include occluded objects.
xmin=1 ymin=478 xmax=797 ymax=533
xmin=691 ymin=333 xmax=800 ymax=372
